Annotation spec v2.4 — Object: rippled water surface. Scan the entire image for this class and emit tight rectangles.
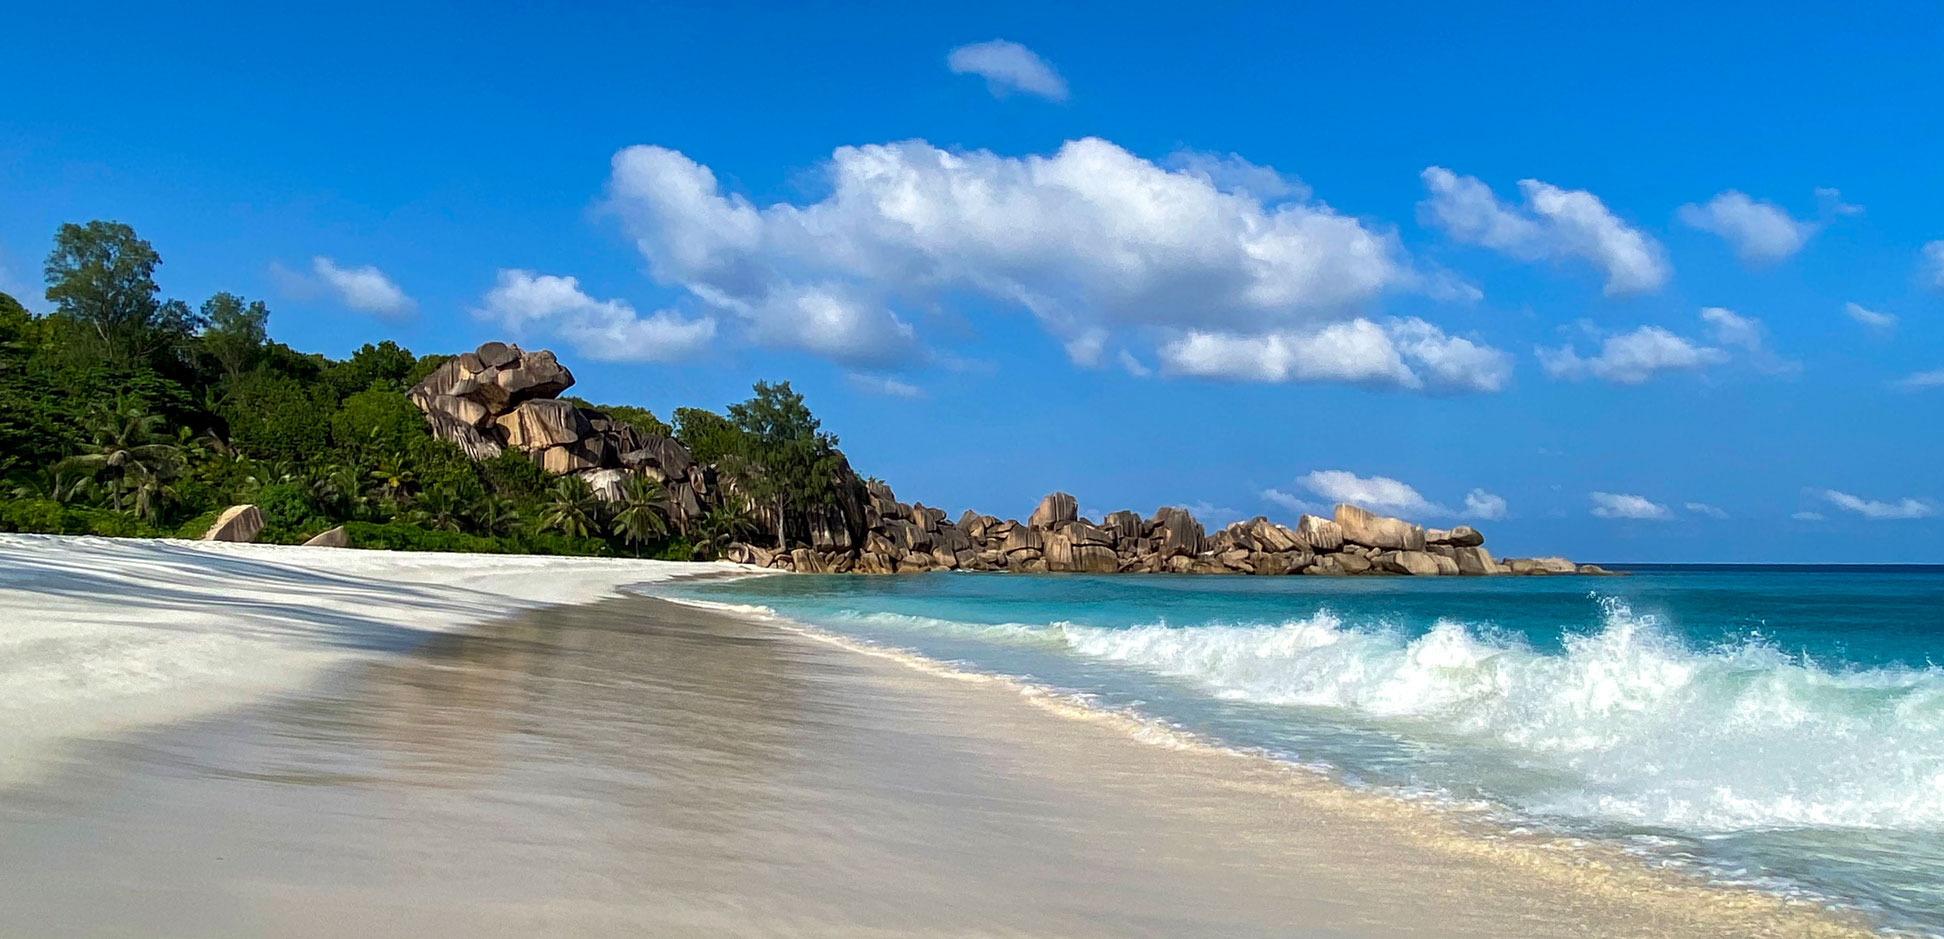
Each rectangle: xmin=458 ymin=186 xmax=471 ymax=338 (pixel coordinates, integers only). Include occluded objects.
xmin=668 ymin=568 xmax=1944 ymax=934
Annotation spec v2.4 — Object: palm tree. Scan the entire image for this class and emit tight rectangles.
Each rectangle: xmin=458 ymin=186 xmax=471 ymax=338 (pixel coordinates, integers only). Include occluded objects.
xmin=367 ymin=453 xmax=416 ymax=508
xmin=609 ymin=473 xmax=669 ymax=556
xmin=690 ymin=493 xmax=761 ymax=560
xmin=9 ymin=465 xmax=92 ymax=504
xmin=56 ymin=398 xmax=181 ymax=513
xmin=125 ymin=462 xmax=181 ymax=523
xmin=470 ymin=494 xmax=521 ymax=537
xmin=540 ymin=476 xmax=602 ymax=539
xmin=411 ymin=484 xmax=467 ymax=532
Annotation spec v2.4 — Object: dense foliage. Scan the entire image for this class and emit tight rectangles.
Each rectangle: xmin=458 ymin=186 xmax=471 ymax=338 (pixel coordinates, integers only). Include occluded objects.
xmin=0 ymin=220 xmax=810 ymax=559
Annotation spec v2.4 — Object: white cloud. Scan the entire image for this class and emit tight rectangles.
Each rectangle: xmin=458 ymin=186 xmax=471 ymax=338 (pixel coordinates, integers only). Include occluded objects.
xmin=1539 ymin=325 xmax=1726 ymax=384
xmin=477 ymin=270 xmax=715 ymax=363
xmin=1685 ymin=502 xmax=1729 ymax=519
xmin=1159 ymin=317 xmax=1509 ymax=392
xmin=1266 ymin=473 xmax=1506 ymax=521
xmin=1164 ymin=151 xmax=1305 ymax=201
xmin=1924 ymin=241 xmax=1944 ymax=291
xmin=606 ymin=138 xmax=1470 ymax=382
xmin=1115 ymin=349 xmax=1151 ymax=377
xmin=1821 ymin=489 xmax=1935 ymax=520
xmin=1894 ymin=369 xmax=1944 ymax=392
xmin=845 ymin=373 xmax=923 ymax=398
xmin=311 ymin=257 xmax=415 ymax=318
xmin=1815 ymin=188 xmax=1864 ymax=217
xmin=1844 ymin=302 xmax=1897 ymax=332
xmin=1701 ymin=306 xmax=1796 ymax=374
xmin=1298 ymin=470 xmax=1444 ymax=516
xmin=1590 ymin=492 xmax=1673 ymax=520
xmin=1539 ymin=308 xmax=1789 ymax=384
xmin=1792 ymin=511 xmax=1826 ymax=521
xmin=1419 ymin=167 xmax=1670 ymax=295
xmin=1677 ymin=190 xmax=1816 ymax=262
xmin=1462 ymin=489 xmax=1508 ymax=520
xmin=946 ymin=39 xmax=1069 ymax=102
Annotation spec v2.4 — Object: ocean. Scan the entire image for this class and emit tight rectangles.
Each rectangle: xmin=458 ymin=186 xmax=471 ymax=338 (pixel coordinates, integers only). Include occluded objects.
xmin=663 ymin=568 xmax=1944 ymax=935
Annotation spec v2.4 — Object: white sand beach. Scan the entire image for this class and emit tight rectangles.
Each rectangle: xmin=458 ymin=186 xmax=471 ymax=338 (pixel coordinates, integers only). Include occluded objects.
xmin=0 ymin=536 xmax=1877 ymax=938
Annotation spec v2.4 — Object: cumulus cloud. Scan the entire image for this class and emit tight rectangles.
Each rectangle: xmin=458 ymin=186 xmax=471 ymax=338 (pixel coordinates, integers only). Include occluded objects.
xmin=946 ymin=39 xmax=1069 ymax=102
xmin=1815 ymin=188 xmax=1864 ymax=217
xmin=1590 ymin=492 xmax=1672 ymax=520
xmin=1419 ymin=167 xmax=1669 ymax=295
xmin=1894 ymin=369 xmax=1944 ymax=392
xmin=1924 ymin=241 xmax=1944 ymax=291
xmin=1821 ymin=489 xmax=1936 ymax=520
xmin=1462 ymin=488 xmax=1508 ymax=520
xmin=477 ymin=270 xmax=715 ymax=363
xmin=1845 ymin=302 xmax=1897 ymax=332
xmin=1685 ymin=502 xmax=1730 ymax=519
xmin=1158 ymin=317 xmax=1509 ymax=392
xmin=308 ymin=257 xmax=415 ymax=318
xmin=1677 ymin=191 xmax=1816 ymax=262
xmin=605 ymin=138 xmax=1484 ymax=386
xmin=1539 ymin=308 xmax=1789 ymax=384
xmin=1539 ymin=325 xmax=1726 ymax=384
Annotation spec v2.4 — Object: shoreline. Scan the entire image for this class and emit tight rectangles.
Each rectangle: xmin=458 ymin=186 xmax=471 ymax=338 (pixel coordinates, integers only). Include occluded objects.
xmin=657 ymin=591 xmax=1886 ymax=938
xmin=0 ymin=537 xmax=1889 ymax=937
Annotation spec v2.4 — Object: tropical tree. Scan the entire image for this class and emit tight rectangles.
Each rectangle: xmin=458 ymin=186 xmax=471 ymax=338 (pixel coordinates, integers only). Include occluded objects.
xmin=368 ymin=453 xmax=416 ymax=508
xmin=199 ymin=292 xmax=269 ymax=389
xmin=540 ymin=475 xmax=602 ymax=539
xmin=470 ymin=493 xmax=521 ymax=537
xmin=725 ymin=381 xmax=841 ymax=548
xmin=411 ymin=484 xmax=467 ymax=532
xmin=609 ymin=473 xmax=669 ymax=555
xmin=55 ymin=398 xmax=181 ymax=512
xmin=43 ymin=221 xmax=202 ymax=368
xmin=690 ymin=492 xmax=761 ymax=559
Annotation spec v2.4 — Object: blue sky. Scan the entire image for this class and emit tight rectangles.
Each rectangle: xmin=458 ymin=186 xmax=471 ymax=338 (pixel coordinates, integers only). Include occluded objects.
xmin=4 ymin=0 xmax=1941 ymax=561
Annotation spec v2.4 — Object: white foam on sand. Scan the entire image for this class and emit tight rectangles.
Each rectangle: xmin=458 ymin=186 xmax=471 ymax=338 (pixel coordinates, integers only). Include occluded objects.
xmin=0 ymin=533 xmax=747 ymax=786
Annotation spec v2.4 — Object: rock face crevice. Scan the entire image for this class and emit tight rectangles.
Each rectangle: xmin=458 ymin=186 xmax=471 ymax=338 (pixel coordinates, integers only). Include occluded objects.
xmin=726 ymin=486 xmax=1610 ymax=577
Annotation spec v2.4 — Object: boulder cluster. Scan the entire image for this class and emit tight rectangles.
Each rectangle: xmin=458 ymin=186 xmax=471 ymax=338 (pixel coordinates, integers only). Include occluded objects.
xmin=727 ymin=484 xmax=1609 ymax=576
xmin=407 ymin=342 xmax=719 ymax=525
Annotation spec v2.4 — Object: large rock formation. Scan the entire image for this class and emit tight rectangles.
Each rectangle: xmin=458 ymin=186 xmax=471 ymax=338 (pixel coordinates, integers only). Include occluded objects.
xmin=412 ymin=342 xmax=1606 ymax=578
xmin=725 ymin=483 xmax=1608 ymax=578
xmin=407 ymin=342 xmax=722 ymax=531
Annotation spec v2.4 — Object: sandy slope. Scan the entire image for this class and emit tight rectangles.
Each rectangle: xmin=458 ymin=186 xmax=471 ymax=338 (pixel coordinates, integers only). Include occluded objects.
xmin=0 ymin=533 xmax=747 ymax=785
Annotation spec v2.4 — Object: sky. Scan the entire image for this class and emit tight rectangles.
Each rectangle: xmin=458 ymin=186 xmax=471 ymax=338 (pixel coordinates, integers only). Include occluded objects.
xmin=3 ymin=0 xmax=1941 ymax=562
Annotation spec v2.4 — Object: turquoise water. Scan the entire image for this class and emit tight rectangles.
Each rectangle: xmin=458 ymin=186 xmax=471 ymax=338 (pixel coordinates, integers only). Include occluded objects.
xmin=662 ymin=568 xmax=1944 ymax=934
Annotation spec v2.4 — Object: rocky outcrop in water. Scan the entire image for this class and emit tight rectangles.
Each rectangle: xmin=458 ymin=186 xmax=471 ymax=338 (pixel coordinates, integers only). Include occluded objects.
xmin=726 ymin=484 xmax=1609 ymax=576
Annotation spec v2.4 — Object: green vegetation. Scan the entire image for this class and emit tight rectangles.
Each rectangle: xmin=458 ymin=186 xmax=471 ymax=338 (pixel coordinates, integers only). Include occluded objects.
xmin=0 ymin=220 xmax=836 ymax=559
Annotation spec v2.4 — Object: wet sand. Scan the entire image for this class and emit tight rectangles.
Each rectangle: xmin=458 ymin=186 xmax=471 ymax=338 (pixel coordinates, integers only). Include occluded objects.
xmin=0 ymin=595 xmax=1874 ymax=938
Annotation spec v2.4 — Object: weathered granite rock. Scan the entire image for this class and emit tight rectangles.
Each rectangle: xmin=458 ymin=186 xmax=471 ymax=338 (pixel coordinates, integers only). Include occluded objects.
xmin=1336 ymin=552 xmax=1374 ymax=575
xmin=1427 ymin=525 xmax=1485 ymax=548
xmin=422 ymin=409 xmax=503 ymax=460
xmin=1102 ymin=510 xmax=1143 ymax=544
xmin=579 ymin=468 xmax=630 ymax=502
xmin=1002 ymin=525 xmax=1044 ymax=554
xmin=1506 ymin=556 xmax=1579 ymax=575
xmin=1248 ymin=517 xmax=1303 ymax=553
xmin=1149 ymin=506 xmax=1204 ymax=558
xmin=424 ymin=393 xmax=492 ymax=429
xmin=1335 ymin=504 xmax=1426 ymax=552
xmin=302 ymin=525 xmax=348 ymax=548
xmin=540 ymin=444 xmax=599 ymax=475
xmin=475 ymin=340 xmax=519 ymax=369
xmin=790 ymin=548 xmax=831 ymax=574
xmin=1374 ymin=550 xmax=1442 ymax=576
xmin=1453 ymin=545 xmax=1498 ymax=575
xmin=1430 ymin=554 xmax=1460 ymax=576
xmin=1028 ymin=492 xmax=1078 ymax=530
xmin=494 ymin=349 xmax=574 ymax=402
xmin=496 ymin=399 xmax=586 ymax=451
xmin=201 ymin=504 xmax=264 ymax=543
xmin=1296 ymin=515 xmax=1344 ymax=552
